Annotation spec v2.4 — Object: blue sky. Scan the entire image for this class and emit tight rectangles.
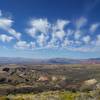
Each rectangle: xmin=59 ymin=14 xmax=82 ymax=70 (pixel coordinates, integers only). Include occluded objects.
xmin=0 ymin=0 xmax=100 ymax=59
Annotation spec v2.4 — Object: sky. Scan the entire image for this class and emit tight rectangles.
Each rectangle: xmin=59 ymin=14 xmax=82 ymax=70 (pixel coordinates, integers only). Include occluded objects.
xmin=0 ymin=0 xmax=100 ymax=59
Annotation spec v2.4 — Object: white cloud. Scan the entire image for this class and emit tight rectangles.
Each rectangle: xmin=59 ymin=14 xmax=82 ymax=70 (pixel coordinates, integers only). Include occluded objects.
xmin=37 ymin=34 xmax=46 ymax=47
xmin=0 ymin=34 xmax=13 ymax=42
xmin=27 ymin=18 xmax=70 ymax=41
xmin=75 ymin=41 xmax=82 ymax=45
xmin=62 ymin=39 xmax=81 ymax=48
xmin=54 ymin=30 xmax=65 ymax=40
xmin=26 ymin=18 xmax=71 ymax=48
xmin=0 ymin=18 xmax=13 ymax=29
xmin=0 ymin=10 xmax=21 ymax=40
xmin=97 ymin=34 xmax=100 ymax=40
xmin=14 ymin=41 xmax=30 ymax=49
xmin=7 ymin=28 xmax=21 ymax=40
xmin=30 ymin=41 xmax=36 ymax=49
xmin=94 ymin=34 xmax=100 ymax=46
xmin=66 ymin=29 xmax=74 ymax=36
xmin=62 ymin=38 xmax=73 ymax=47
xmin=89 ymin=23 xmax=100 ymax=33
xmin=0 ymin=15 xmax=96 ymax=52
xmin=82 ymin=35 xmax=91 ymax=44
xmin=0 ymin=10 xmax=2 ymax=16
xmin=46 ymin=38 xmax=59 ymax=48
xmin=75 ymin=17 xmax=87 ymax=29
xmin=74 ymin=30 xmax=81 ymax=40
xmin=54 ymin=19 xmax=70 ymax=30
xmin=88 ymin=35 xmax=100 ymax=46
xmin=52 ymin=19 xmax=70 ymax=40
xmin=27 ymin=18 xmax=50 ymax=37
xmin=26 ymin=28 xmax=36 ymax=37
xmin=14 ymin=41 xmax=36 ymax=50
xmin=31 ymin=18 xmax=50 ymax=33
xmin=22 ymin=18 xmax=100 ymax=52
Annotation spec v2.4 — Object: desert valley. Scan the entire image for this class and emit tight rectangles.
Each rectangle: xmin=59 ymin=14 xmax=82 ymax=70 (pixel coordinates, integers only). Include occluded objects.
xmin=0 ymin=58 xmax=100 ymax=99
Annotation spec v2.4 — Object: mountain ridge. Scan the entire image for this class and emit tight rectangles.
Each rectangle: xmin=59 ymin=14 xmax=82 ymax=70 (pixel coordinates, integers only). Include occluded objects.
xmin=0 ymin=57 xmax=100 ymax=64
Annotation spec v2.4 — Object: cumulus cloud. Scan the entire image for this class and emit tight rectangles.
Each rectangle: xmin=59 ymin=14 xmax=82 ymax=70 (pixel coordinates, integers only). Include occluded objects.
xmin=0 ymin=18 xmax=13 ymax=29
xmin=0 ymin=14 xmax=97 ymax=52
xmin=74 ymin=30 xmax=81 ymax=40
xmin=14 ymin=41 xmax=30 ymax=49
xmin=7 ymin=28 xmax=21 ymax=40
xmin=75 ymin=17 xmax=87 ymax=29
xmin=25 ymin=17 xmax=100 ymax=52
xmin=26 ymin=18 xmax=71 ymax=48
xmin=21 ymin=17 xmax=100 ymax=52
xmin=2 ymin=10 xmax=100 ymax=52
xmin=1 ymin=9 xmax=100 ymax=53
xmin=62 ymin=38 xmax=73 ymax=47
xmin=0 ymin=34 xmax=13 ymax=42
xmin=0 ymin=10 xmax=2 ymax=16
xmin=37 ymin=34 xmax=47 ymax=47
xmin=0 ymin=10 xmax=21 ymax=40
xmin=14 ymin=41 xmax=37 ymax=49
xmin=89 ymin=23 xmax=100 ymax=33
xmin=52 ymin=19 xmax=70 ymax=40
xmin=66 ymin=29 xmax=74 ymax=36
xmin=30 ymin=41 xmax=36 ymax=49
xmin=27 ymin=19 xmax=70 ymax=40
xmin=53 ymin=19 xmax=70 ymax=30
xmin=53 ymin=30 xmax=65 ymax=40
xmin=46 ymin=38 xmax=59 ymax=48
xmin=94 ymin=34 xmax=100 ymax=46
xmin=82 ymin=35 xmax=91 ymax=44
xmin=97 ymin=34 xmax=100 ymax=40
xmin=26 ymin=18 xmax=50 ymax=37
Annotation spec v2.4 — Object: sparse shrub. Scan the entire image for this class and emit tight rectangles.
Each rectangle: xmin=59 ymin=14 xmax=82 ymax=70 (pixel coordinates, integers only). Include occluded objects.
xmin=0 ymin=77 xmax=6 ymax=83
xmin=3 ymin=68 xmax=10 ymax=72
xmin=80 ymin=85 xmax=95 ymax=92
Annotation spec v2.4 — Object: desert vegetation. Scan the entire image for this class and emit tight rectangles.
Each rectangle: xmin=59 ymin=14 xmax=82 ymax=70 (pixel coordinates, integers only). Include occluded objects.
xmin=0 ymin=64 xmax=100 ymax=99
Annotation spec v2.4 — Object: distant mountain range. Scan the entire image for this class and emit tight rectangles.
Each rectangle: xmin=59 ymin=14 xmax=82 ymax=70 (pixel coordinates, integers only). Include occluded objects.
xmin=0 ymin=57 xmax=100 ymax=64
